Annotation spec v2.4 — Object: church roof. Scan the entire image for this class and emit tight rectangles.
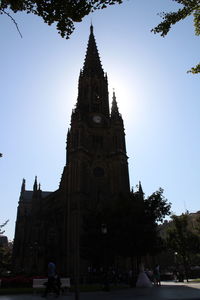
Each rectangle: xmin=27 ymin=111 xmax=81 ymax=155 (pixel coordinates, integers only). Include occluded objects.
xmin=21 ymin=190 xmax=52 ymax=202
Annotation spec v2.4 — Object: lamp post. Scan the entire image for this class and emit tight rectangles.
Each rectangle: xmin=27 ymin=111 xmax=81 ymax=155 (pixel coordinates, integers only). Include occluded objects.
xmin=174 ymin=252 xmax=178 ymax=282
xmin=74 ymin=208 xmax=80 ymax=300
xmin=101 ymin=223 xmax=109 ymax=291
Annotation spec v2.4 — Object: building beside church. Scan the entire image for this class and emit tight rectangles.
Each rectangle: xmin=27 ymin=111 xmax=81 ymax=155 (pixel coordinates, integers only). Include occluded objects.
xmin=13 ymin=26 xmax=142 ymax=278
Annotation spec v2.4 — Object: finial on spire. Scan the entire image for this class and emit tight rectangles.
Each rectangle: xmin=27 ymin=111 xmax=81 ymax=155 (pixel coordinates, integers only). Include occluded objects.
xmin=113 ymin=88 xmax=116 ymax=100
xmin=90 ymin=23 xmax=93 ymax=34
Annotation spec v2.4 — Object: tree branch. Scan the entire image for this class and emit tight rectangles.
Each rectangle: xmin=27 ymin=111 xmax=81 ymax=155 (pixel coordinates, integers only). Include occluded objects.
xmin=1 ymin=9 xmax=22 ymax=38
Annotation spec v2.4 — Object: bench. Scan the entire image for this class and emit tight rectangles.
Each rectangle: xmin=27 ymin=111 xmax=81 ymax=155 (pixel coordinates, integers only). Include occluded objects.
xmin=33 ymin=277 xmax=70 ymax=293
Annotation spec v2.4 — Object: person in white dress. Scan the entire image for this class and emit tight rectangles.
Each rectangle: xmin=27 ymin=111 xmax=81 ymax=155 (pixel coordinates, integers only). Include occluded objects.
xmin=136 ymin=264 xmax=153 ymax=288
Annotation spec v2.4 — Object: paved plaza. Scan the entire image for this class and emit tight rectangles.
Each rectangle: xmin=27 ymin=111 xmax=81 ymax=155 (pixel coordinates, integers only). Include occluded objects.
xmin=1 ymin=281 xmax=200 ymax=300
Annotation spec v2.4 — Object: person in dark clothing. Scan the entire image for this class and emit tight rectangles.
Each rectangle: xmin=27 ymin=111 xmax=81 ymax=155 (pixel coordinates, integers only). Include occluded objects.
xmin=42 ymin=262 xmax=59 ymax=297
xmin=153 ymin=264 xmax=161 ymax=286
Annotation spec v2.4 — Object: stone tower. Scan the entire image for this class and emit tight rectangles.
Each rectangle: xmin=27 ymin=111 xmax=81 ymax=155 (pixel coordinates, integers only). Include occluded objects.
xmin=13 ymin=25 xmax=131 ymax=277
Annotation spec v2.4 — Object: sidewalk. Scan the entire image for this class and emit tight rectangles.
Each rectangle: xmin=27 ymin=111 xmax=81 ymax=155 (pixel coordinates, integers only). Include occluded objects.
xmin=1 ymin=281 xmax=200 ymax=300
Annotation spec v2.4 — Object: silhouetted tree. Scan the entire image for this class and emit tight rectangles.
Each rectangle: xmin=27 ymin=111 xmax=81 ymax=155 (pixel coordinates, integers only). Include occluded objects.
xmin=152 ymin=0 xmax=200 ymax=73
xmin=166 ymin=213 xmax=200 ymax=281
xmin=0 ymin=0 xmax=122 ymax=39
xmin=1 ymin=1 xmax=199 ymax=72
xmin=0 ymin=220 xmax=9 ymax=235
xmin=81 ymin=188 xmax=171 ymax=273
xmin=0 ymin=241 xmax=13 ymax=275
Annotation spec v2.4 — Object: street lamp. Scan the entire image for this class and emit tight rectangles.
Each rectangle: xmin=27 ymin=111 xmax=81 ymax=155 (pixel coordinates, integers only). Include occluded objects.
xmin=101 ymin=223 xmax=107 ymax=235
xmin=101 ymin=224 xmax=109 ymax=291
xmin=174 ymin=252 xmax=178 ymax=282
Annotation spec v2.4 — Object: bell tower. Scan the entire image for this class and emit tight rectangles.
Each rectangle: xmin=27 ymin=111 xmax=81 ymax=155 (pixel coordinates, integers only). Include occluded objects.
xmin=66 ymin=25 xmax=130 ymax=211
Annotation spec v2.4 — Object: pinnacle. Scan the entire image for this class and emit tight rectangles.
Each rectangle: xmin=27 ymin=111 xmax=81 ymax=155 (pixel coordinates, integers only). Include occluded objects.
xmin=82 ymin=26 xmax=104 ymax=76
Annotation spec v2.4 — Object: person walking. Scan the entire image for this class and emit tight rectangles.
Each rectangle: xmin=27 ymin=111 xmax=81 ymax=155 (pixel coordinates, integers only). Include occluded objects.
xmin=42 ymin=261 xmax=60 ymax=297
xmin=153 ymin=264 xmax=161 ymax=286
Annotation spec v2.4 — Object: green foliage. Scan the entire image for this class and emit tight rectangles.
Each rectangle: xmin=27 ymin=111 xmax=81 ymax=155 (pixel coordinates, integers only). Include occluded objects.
xmin=81 ymin=188 xmax=171 ymax=268
xmin=0 ymin=242 xmax=13 ymax=275
xmin=152 ymin=1 xmax=199 ymax=37
xmin=187 ymin=63 xmax=200 ymax=73
xmin=0 ymin=220 xmax=9 ymax=235
xmin=152 ymin=0 xmax=200 ymax=73
xmin=1 ymin=1 xmax=200 ymax=73
xmin=144 ymin=188 xmax=171 ymax=223
xmin=167 ymin=213 xmax=200 ymax=272
xmin=1 ymin=0 xmax=199 ymax=73
xmin=0 ymin=0 xmax=122 ymax=39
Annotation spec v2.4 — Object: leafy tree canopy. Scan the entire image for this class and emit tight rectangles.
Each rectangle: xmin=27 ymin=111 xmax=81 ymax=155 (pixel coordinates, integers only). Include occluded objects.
xmin=0 ymin=241 xmax=13 ymax=275
xmin=0 ymin=0 xmax=122 ymax=39
xmin=152 ymin=0 xmax=200 ymax=73
xmin=144 ymin=188 xmax=171 ymax=223
xmin=167 ymin=213 xmax=200 ymax=256
xmin=1 ymin=1 xmax=199 ymax=72
xmin=81 ymin=188 xmax=171 ymax=268
xmin=0 ymin=220 xmax=9 ymax=235
xmin=166 ymin=213 xmax=200 ymax=279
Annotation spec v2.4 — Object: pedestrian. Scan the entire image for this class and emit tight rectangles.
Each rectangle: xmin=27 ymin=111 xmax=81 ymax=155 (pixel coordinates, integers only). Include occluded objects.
xmin=42 ymin=261 xmax=59 ymax=297
xmin=136 ymin=264 xmax=152 ymax=288
xmin=153 ymin=264 xmax=161 ymax=286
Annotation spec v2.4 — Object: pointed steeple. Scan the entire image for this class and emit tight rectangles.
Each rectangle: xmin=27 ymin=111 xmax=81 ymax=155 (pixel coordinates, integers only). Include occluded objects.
xmin=138 ymin=181 xmax=143 ymax=195
xmin=20 ymin=178 xmax=26 ymax=194
xmin=111 ymin=90 xmax=121 ymax=118
xmin=82 ymin=25 xmax=104 ymax=76
xmin=33 ymin=176 xmax=38 ymax=192
xmin=75 ymin=25 xmax=109 ymax=117
xmin=137 ymin=181 xmax=144 ymax=202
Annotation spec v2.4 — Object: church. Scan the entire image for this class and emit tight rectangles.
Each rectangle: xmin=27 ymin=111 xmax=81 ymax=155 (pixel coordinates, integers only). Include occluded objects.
xmin=12 ymin=25 xmax=143 ymax=278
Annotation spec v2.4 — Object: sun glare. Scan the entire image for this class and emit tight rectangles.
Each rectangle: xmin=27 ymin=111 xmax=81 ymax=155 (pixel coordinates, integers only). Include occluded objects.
xmin=108 ymin=71 xmax=144 ymax=129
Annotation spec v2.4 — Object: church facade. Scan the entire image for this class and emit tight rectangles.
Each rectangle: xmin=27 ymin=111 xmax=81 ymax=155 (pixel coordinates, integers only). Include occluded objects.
xmin=13 ymin=26 xmax=138 ymax=277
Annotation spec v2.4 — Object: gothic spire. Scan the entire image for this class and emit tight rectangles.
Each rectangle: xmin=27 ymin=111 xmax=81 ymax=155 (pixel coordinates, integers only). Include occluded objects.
xmin=20 ymin=178 xmax=26 ymax=195
xmin=82 ymin=25 xmax=104 ymax=76
xmin=33 ymin=176 xmax=38 ymax=192
xmin=111 ymin=90 xmax=120 ymax=117
xmin=138 ymin=181 xmax=144 ymax=201
xmin=138 ymin=181 xmax=143 ymax=195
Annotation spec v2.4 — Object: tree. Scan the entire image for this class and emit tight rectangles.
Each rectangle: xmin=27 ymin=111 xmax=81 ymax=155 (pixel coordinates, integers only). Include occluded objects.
xmin=0 ymin=220 xmax=11 ymax=276
xmin=81 ymin=188 xmax=171 ymax=276
xmin=0 ymin=220 xmax=9 ymax=235
xmin=0 ymin=241 xmax=13 ymax=275
xmin=0 ymin=0 xmax=122 ymax=39
xmin=152 ymin=0 xmax=200 ymax=73
xmin=1 ymin=1 xmax=200 ymax=73
xmin=166 ymin=213 xmax=200 ymax=281
xmin=2 ymin=1 xmax=199 ymax=73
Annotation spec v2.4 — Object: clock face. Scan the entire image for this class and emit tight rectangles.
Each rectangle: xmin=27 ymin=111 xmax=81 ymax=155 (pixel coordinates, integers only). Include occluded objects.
xmin=93 ymin=115 xmax=102 ymax=123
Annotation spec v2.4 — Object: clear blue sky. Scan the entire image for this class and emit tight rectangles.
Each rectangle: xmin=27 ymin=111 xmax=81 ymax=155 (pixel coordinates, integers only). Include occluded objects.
xmin=1 ymin=0 xmax=200 ymax=240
